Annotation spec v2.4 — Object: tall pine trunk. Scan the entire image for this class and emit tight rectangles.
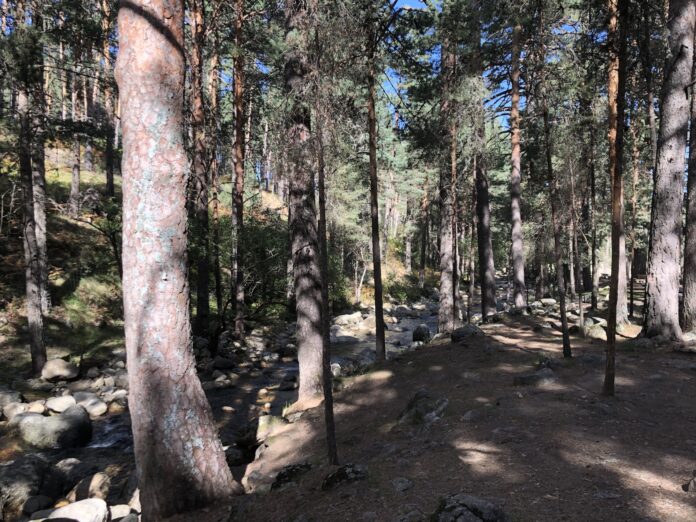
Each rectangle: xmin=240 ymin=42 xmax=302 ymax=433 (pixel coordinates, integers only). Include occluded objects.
xmin=510 ymin=22 xmax=527 ymax=312
xmin=285 ymin=0 xmax=324 ymax=400
xmin=367 ymin=17 xmax=386 ymax=361
xmin=232 ymin=0 xmax=246 ymax=336
xmin=605 ymin=0 xmax=628 ymax=395
xmin=101 ymin=0 xmax=115 ymax=198
xmin=115 ymin=1 xmax=241 ymax=517
xmin=190 ymin=0 xmax=209 ymax=338
xmin=644 ymin=0 xmax=695 ymax=340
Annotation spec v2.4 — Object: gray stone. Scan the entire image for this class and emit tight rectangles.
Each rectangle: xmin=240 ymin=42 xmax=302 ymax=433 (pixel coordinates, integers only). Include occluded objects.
xmin=321 ymin=464 xmax=368 ymax=490
xmin=41 ymin=359 xmax=79 ymax=381
xmin=540 ymin=298 xmax=557 ymax=306
xmin=46 ymin=395 xmax=77 ymax=413
xmin=398 ymin=389 xmax=448 ymax=426
xmin=451 ymin=325 xmax=484 ymax=343
xmin=513 ymin=368 xmax=556 ymax=386
xmin=391 ymin=477 xmax=413 ymax=493
xmin=586 ymin=323 xmax=607 ymax=341
xmin=109 ymin=504 xmax=133 ymax=520
xmin=412 ymin=324 xmax=431 ymax=343
xmin=17 ymin=405 xmax=92 ymax=449
xmin=432 ymin=494 xmax=507 ymax=521
xmin=3 ymin=401 xmax=28 ymax=422
xmin=0 ymin=456 xmax=52 ymax=519
xmin=47 ymin=498 xmax=108 ymax=521
xmin=85 ymin=367 xmax=100 ymax=379
xmin=333 ymin=311 xmax=363 ymax=326
xmin=67 ymin=472 xmax=111 ymax=502
xmin=271 ymin=462 xmax=312 ymax=490
xmin=0 ymin=389 xmax=23 ymax=409
xmin=73 ymin=392 xmax=107 ymax=417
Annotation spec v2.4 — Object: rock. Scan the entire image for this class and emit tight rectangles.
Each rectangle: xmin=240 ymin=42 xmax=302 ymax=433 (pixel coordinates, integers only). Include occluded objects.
xmin=451 ymin=325 xmax=484 ymax=343
xmin=213 ymin=355 xmax=236 ymax=370
xmin=0 ymin=456 xmax=62 ymax=520
xmin=540 ymin=298 xmax=557 ymax=306
xmin=333 ymin=311 xmax=363 ymax=326
xmin=513 ymin=368 xmax=556 ymax=386
xmin=85 ymin=367 xmax=100 ymax=379
xmin=391 ymin=477 xmax=413 ymax=493
xmin=0 ymin=389 xmax=23 ymax=409
xmin=462 ymin=409 xmax=484 ymax=422
xmin=321 ymin=464 xmax=368 ymax=490
xmin=586 ymin=323 xmax=607 ymax=341
xmin=55 ymin=458 xmax=97 ymax=490
xmin=41 ymin=359 xmax=79 ymax=381
xmin=412 ymin=324 xmax=431 ymax=343
xmin=47 ymin=498 xmax=108 ymax=521
xmin=27 ymin=400 xmax=47 ymax=414
xmin=3 ymin=401 xmax=28 ymax=422
xmin=67 ymin=472 xmax=111 ymax=502
xmin=17 ymin=405 xmax=92 ymax=449
xmin=46 ymin=395 xmax=77 ymax=413
xmin=271 ymin=462 xmax=312 ymax=490
xmin=73 ymin=392 xmax=108 ymax=417
xmin=397 ymin=389 xmax=448 ymax=426
xmin=431 ymin=493 xmax=508 ymax=521
xmin=109 ymin=504 xmax=133 ymax=520
xmin=256 ymin=415 xmax=288 ymax=442
xmin=23 ymin=495 xmax=53 ymax=515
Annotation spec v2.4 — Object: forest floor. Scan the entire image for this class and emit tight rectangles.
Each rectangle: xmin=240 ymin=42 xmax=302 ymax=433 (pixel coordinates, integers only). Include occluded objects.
xmin=230 ymin=314 xmax=696 ymax=522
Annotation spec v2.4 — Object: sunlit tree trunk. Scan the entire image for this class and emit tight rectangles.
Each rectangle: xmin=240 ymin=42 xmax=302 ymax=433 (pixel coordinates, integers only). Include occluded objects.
xmin=115 ymin=2 xmax=241 ymax=517
xmin=209 ymin=35 xmax=223 ymax=328
xmin=510 ymin=22 xmax=527 ymax=312
xmin=101 ymin=0 xmax=115 ymax=197
xmin=69 ymin=134 xmax=80 ymax=217
xmin=644 ymin=0 xmax=695 ymax=340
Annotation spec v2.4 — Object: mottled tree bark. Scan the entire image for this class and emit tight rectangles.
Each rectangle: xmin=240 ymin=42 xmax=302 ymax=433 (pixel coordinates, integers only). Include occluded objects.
xmin=589 ymin=120 xmax=599 ymax=311
xmin=367 ymin=16 xmax=386 ymax=361
xmin=285 ymin=0 xmax=324 ymax=400
xmin=509 ymin=22 xmax=527 ymax=311
xmin=644 ymin=0 xmax=695 ymax=340
xmin=101 ymin=0 xmax=115 ymax=198
xmin=232 ymin=0 xmax=246 ymax=336
xmin=475 ymin=155 xmax=496 ymax=321
xmin=209 ymin=38 xmax=223 ymax=327
xmin=438 ymin=38 xmax=459 ymax=333
xmin=418 ymin=175 xmax=429 ymax=289
xmin=605 ymin=0 xmax=628 ymax=395
xmin=190 ymin=0 xmax=210 ymax=338
xmin=115 ymin=2 xmax=241 ymax=518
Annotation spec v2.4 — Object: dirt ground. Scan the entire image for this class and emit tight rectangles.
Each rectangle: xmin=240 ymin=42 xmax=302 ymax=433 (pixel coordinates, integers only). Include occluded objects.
xmin=232 ymin=314 xmax=696 ymax=522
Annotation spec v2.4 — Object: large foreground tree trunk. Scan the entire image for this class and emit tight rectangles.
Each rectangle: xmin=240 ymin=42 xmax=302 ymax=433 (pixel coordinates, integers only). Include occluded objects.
xmin=285 ymin=0 xmax=324 ymax=400
xmin=115 ymin=2 xmax=241 ymax=518
xmin=509 ymin=22 xmax=527 ymax=312
xmin=644 ymin=0 xmax=695 ymax=340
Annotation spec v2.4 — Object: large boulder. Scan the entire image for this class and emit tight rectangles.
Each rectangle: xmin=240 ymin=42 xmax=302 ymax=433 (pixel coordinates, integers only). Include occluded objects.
xmin=431 ymin=493 xmax=508 ymax=521
xmin=16 ymin=406 xmax=92 ymax=449
xmin=586 ymin=323 xmax=607 ymax=341
xmin=451 ymin=325 xmax=484 ymax=343
xmin=46 ymin=498 xmax=108 ymax=522
xmin=412 ymin=324 xmax=431 ymax=343
xmin=73 ymin=392 xmax=107 ymax=418
xmin=0 ymin=455 xmax=64 ymax=520
xmin=332 ymin=311 xmax=363 ymax=326
xmin=46 ymin=395 xmax=77 ymax=414
xmin=41 ymin=359 xmax=79 ymax=381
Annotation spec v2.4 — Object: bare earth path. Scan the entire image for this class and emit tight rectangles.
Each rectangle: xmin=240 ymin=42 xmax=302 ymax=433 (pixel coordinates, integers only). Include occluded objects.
xmin=234 ymin=315 xmax=696 ymax=522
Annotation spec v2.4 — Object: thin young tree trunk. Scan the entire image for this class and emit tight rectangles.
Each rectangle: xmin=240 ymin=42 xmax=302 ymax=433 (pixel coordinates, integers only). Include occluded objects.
xmin=115 ymin=2 xmax=242 ymax=517
xmin=69 ymin=134 xmax=80 ymax=217
xmin=285 ymin=0 xmax=324 ymax=401
xmin=467 ymin=189 xmax=476 ymax=324
xmin=605 ymin=0 xmax=628 ymax=395
xmin=510 ymin=22 xmax=527 ymax=311
xmin=644 ymin=0 xmax=695 ymax=340
xmin=418 ymin=175 xmax=429 ymax=289
xmin=190 ymin=0 xmax=209 ymax=338
xmin=367 ymin=18 xmax=386 ymax=361
xmin=101 ymin=0 xmax=115 ymax=198
xmin=682 ymin=24 xmax=696 ymax=333
xmin=589 ymin=121 xmax=599 ymax=311
xmin=570 ymin=163 xmax=584 ymax=335
xmin=232 ymin=0 xmax=246 ymax=336
xmin=209 ymin=38 xmax=223 ymax=328
xmin=629 ymin=103 xmax=640 ymax=319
